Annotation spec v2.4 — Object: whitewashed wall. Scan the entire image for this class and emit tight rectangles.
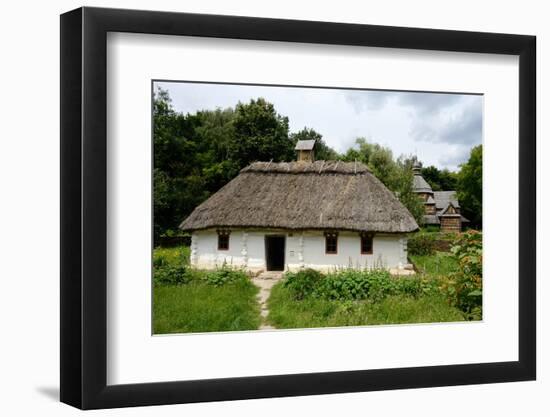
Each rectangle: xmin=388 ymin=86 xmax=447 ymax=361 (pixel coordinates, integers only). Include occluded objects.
xmin=191 ymin=229 xmax=408 ymax=272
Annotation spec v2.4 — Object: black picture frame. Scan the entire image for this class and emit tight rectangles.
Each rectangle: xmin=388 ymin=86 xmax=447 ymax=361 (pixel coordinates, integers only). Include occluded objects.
xmin=60 ymin=6 xmax=536 ymax=410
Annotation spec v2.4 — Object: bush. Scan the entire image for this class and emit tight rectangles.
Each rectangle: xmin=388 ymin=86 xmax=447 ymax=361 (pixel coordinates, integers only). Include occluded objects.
xmin=442 ymin=231 xmax=483 ymax=319
xmin=393 ymin=276 xmax=440 ymax=298
xmin=154 ymin=265 xmax=248 ymax=287
xmin=316 ymin=269 xmax=395 ymax=302
xmin=153 ymin=245 xmax=193 ymax=286
xmin=202 ymin=267 xmax=248 ymax=286
xmin=407 ymin=233 xmax=436 ymax=256
xmin=283 ymin=269 xmax=324 ymax=300
xmin=153 ymin=264 xmax=190 ymax=286
xmin=282 ymin=268 xmax=441 ymax=303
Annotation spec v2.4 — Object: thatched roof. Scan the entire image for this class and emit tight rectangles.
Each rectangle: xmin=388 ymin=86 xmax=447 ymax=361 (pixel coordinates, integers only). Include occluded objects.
xmin=180 ymin=161 xmax=419 ymax=233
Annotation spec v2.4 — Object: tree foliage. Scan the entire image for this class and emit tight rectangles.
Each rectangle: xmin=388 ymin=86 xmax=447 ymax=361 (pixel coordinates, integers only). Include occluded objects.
xmin=456 ymin=145 xmax=483 ymax=227
xmin=421 ymin=165 xmax=458 ymax=191
xmin=229 ymin=98 xmax=294 ymax=166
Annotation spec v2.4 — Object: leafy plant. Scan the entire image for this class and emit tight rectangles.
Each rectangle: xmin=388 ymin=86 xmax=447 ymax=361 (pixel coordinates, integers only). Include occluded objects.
xmin=202 ymin=267 xmax=248 ymax=286
xmin=153 ymin=264 xmax=190 ymax=286
xmin=441 ymin=230 xmax=483 ymax=319
xmin=283 ymin=269 xmax=324 ymax=300
xmin=282 ymin=268 xmax=442 ymax=303
xmin=317 ymin=269 xmax=394 ymax=302
xmin=407 ymin=233 xmax=436 ymax=256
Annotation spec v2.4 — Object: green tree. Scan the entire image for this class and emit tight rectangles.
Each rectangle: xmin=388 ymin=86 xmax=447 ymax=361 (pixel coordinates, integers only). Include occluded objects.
xmin=290 ymin=127 xmax=339 ymax=160
xmin=456 ymin=145 xmax=482 ymax=227
xmin=341 ymin=138 xmax=399 ymax=189
xmin=153 ymin=88 xmax=207 ymax=242
xmin=341 ymin=138 xmax=424 ymax=225
xmin=194 ymin=107 xmax=240 ymax=191
xmin=422 ymin=165 xmax=458 ymax=191
xmin=395 ymin=156 xmax=426 ymax=226
xmin=229 ymin=98 xmax=294 ymax=166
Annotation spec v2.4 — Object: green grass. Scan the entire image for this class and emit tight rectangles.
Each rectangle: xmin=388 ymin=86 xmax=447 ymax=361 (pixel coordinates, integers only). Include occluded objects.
xmin=153 ymin=280 xmax=261 ymax=334
xmin=152 ymin=245 xmax=262 ymax=334
xmin=267 ymin=282 xmax=465 ymax=329
xmin=151 ymin=246 xmax=467 ymax=332
xmin=410 ymin=251 xmax=459 ymax=277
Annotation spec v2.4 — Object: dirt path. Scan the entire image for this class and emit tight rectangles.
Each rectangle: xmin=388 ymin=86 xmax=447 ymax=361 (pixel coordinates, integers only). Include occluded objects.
xmin=251 ymin=271 xmax=283 ymax=330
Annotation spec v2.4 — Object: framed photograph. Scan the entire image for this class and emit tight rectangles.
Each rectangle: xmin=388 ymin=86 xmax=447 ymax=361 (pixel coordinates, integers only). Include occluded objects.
xmin=60 ymin=6 xmax=536 ymax=409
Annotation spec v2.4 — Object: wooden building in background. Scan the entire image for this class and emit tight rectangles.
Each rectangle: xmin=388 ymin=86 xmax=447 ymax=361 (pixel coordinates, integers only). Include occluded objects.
xmin=412 ymin=162 xmax=469 ymax=232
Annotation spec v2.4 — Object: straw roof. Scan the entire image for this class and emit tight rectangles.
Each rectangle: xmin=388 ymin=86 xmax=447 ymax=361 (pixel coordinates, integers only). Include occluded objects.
xmin=180 ymin=161 xmax=419 ymax=233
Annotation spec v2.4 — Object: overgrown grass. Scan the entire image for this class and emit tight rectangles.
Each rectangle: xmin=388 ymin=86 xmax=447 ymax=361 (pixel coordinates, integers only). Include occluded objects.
xmin=153 ymin=280 xmax=261 ymax=334
xmin=153 ymin=245 xmax=190 ymax=266
xmin=267 ymin=282 xmax=464 ymax=329
xmin=410 ymin=252 xmax=459 ymax=277
xmin=152 ymin=245 xmax=261 ymax=334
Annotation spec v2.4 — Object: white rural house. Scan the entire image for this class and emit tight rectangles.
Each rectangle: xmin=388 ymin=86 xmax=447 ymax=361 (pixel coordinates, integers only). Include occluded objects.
xmin=179 ymin=142 xmax=418 ymax=273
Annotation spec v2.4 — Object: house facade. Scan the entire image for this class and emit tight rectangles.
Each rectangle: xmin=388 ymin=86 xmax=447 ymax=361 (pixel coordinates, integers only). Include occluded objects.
xmin=188 ymin=229 xmax=410 ymax=273
xmin=412 ymin=162 xmax=469 ymax=232
xmin=179 ymin=143 xmax=419 ymax=273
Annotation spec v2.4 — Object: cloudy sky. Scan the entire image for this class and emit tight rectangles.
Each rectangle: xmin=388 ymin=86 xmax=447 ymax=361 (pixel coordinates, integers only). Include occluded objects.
xmin=155 ymin=81 xmax=483 ymax=171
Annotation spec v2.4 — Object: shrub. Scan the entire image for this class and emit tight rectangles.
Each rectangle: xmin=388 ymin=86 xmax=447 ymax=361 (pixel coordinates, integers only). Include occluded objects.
xmin=153 ymin=264 xmax=190 ymax=286
xmin=316 ymin=269 xmax=395 ymax=302
xmin=407 ymin=233 xmax=436 ymax=256
xmin=451 ymin=231 xmax=482 ymax=278
xmin=153 ymin=245 xmax=193 ymax=286
xmin=283 ymin=268 xmax=444 ymax=302
xmin=442 ymin=230 xmax=483 ymax=319
xmin=395 ymin=276 xmax=442 ymax=297
xmin=283 ymin=269 xmax=324 ymax=300
xmin=202 ymin=267 xmax=248 ymax=286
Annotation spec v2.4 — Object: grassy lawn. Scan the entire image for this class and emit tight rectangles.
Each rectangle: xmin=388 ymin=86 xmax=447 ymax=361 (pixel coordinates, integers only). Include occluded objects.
xmin=410 ymin=251 xmax=459 ymax=277
xmin=152 ymin=245 xmax=472 ymax=333
xmin=153 ymin=245 xmax=261 ymax=334
xmin=267 ymin=251 xmax=468 ymax=329
xmin=153 ymin=281 xmax=261 ymax=334
xmin=267 ymin=282 xmax=464 ymax=329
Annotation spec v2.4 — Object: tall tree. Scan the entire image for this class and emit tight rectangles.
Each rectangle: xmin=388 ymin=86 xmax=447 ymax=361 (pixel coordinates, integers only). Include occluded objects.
xmin=395 ymin=156 xmax=426 ymax=226
xmin=457 ymin=145 xmax=483 ymax=227
xmin=422 ymin=165 xmax=458 ymax=191
xmin=153 ymin=88 xmax=208 ymax=241
xmin=229 ymin=98 xmax=294 ymax=166
xmin=341 ymin=138 xmax=399 ymax=189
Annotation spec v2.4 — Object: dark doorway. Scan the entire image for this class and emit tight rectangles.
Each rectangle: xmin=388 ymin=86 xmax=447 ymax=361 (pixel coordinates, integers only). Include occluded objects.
xmin=265 ymin=235 xmax=285 ymax=271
